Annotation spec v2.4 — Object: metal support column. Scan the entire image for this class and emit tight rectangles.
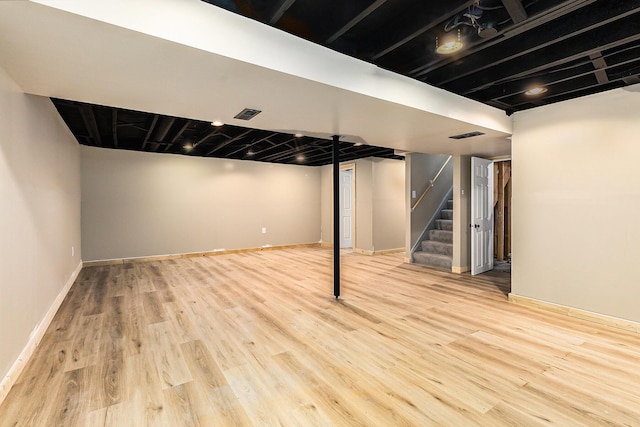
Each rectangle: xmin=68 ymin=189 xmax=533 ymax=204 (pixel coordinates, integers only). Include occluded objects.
xmin=332 ymin=135 xmax=340 ymax=299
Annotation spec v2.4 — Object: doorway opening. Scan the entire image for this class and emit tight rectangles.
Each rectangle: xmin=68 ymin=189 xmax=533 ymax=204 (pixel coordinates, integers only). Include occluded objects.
xmin=493 ymin=159 xmax=512 ymax=273
xmin=470 ymin=157 xmax=512 ymax=276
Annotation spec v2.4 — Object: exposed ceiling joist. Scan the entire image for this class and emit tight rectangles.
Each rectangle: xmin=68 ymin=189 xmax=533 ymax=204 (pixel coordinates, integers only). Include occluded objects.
xmin=112 ymin=110 xmax=118 ymax=148
xmin=268 ymin=0 xmax=296 ymax=24
xmin=205 ymin=129 xmax=254 ymax=155
xmin=140 ymin=115 xmax=159 ymax=150
xmin=164 ymin=120 xmax=192 ymax=152
xmin=589 ymin=52 xmax=610 ymax=84
xmin=458 ymin=31 xmax=640 ymax=97
xmin=193 ymin=127 xmax=224 ymax=148
xmin=480 ymin=44 xmax=640 ymax=102
xmin=79 ymin=104 xmax=102 ymax=147
xmin=326 ymin=0 xmax=387 ymax=44
xmin=500 ymin=0 xmax=527 ymax=24
xmin=481 ymin=55 xmax=640 ymax=102
xmin=225 ymin=133 xmax=279 ymax=157
xmin=155 ymin=117 xmax=175 ymax=142
xmin=261 ymin=139 xmax=326 ymax=162
xmin=247 ymin=137 xmax=297 ymax=158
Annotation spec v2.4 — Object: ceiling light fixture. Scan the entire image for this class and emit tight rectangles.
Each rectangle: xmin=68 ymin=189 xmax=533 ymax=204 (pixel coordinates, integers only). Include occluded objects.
xmin=525 ymin=87 xmax=548 ymax=96
xmin=246 ymin=149 xmax=255 ymax=156
xmin=354 ymin=142 xmax=363 ymax=147
xmin=436 ymin=29 xmax=463 ymax=54
xmin=183 ymin=142 xmax=194 ymax=151
xmin=211 ymin=120 xmax=224 ymax=127
xmin=295 ymin=133 xmax=303 ymax=138
xmin=478 ymin=21 xmax=498 ymax=38
xmin=296 ymin=154 xmax=305 ymax=162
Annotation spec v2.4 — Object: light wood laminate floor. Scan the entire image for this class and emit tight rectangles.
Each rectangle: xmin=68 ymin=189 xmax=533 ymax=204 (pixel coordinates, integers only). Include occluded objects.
xmin=1 ymin=247 xmax=640 ymax=426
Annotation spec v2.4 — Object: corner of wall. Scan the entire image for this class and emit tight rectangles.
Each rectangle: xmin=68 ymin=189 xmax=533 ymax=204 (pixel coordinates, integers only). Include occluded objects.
xmin=452 ymin=155 xmax=471 ymax=272
xmin=0 ymin=261 xmax=82 ymax=406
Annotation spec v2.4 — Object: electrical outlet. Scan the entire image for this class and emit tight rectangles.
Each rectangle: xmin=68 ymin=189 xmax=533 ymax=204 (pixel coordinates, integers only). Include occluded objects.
xmin=261 ymin=227 xmax=267 ymax=234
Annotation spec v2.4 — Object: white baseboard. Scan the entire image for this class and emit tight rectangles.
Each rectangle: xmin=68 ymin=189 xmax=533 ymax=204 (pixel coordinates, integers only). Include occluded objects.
xmin=83 ymin=243 xmax=321 ymax=266
xmin=352 ymin=247 xmax=405 ymax=256
xmin=509 ymin=293 xmax=640 ymax=334
xmin=0 ymin=260 xmax=83 ymax=406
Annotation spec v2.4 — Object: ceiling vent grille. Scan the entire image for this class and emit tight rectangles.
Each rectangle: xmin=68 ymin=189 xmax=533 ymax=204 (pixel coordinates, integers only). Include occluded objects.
xmin=234 ymin=108 xmax=262 ymax=121
xmin=449 ymin=131 xmax=485 ymax=140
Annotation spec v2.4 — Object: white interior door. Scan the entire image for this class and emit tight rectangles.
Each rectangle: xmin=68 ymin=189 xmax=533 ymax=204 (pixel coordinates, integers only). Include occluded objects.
xmin=471 ymin=157 xmax=494 ymax=275
xmin=339 ymin=169 xmax=353 ymax=248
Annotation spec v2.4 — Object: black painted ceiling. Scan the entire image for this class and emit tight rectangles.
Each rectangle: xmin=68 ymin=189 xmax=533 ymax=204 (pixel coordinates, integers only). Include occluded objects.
xmin=52 ymin=0 xmax=640 ymax=164
xmin=52 ymin=99 xmax=403 ymax=167
xmin=203 ymin=0 xmax=640 ymax=114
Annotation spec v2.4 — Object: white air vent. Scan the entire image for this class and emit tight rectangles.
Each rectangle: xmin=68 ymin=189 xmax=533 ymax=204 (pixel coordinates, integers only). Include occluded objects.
xmin=449 ymin=131 xmax=485 ymax=140
xmin=234 ymin=108 xmax=262 ymax=120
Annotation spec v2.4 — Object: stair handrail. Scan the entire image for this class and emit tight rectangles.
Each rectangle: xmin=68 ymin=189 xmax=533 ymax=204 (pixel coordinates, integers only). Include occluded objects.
xmin=411 ymin=155 xmax=452 ymax=212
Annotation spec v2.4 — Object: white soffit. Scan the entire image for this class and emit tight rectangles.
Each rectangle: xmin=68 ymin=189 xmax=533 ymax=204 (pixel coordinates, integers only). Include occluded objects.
xmin=0 ymin=0 xmax=513 ymax=156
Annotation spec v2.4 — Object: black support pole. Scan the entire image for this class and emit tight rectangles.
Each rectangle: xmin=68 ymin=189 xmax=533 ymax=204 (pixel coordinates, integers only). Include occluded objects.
xmin=332 ymin=135 xmax=340 ymax=299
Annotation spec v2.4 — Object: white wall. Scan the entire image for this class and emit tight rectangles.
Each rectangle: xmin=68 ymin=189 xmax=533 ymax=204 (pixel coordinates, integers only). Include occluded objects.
xmin=354 ymin=158 xmax=374 ymax=251
xmin=320 ymin=158 xmax=405 ymax=252
xmin=512 ymin=85 xmax=640 ymax=323
xmin=81 ymin=147 xmax=321 ymax=261
xmin=452 ymin=155 xmax=471 ymax=272
xmin=0 ymin=67 xmax=81 ymax=390
xmin=372 ymin=159 xmax=405 ymax=251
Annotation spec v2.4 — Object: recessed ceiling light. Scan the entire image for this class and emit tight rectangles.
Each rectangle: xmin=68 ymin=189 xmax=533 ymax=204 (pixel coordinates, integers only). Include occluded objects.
xmin=525 ymin=87 xmax=548 ymax=96
xmin=436 ymin=29 xmax=463 ymax=54
xmin=437 ymin=40 xmax=463 ymax=54
xmin=211 ymin=120 xmax=224 ymax=127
